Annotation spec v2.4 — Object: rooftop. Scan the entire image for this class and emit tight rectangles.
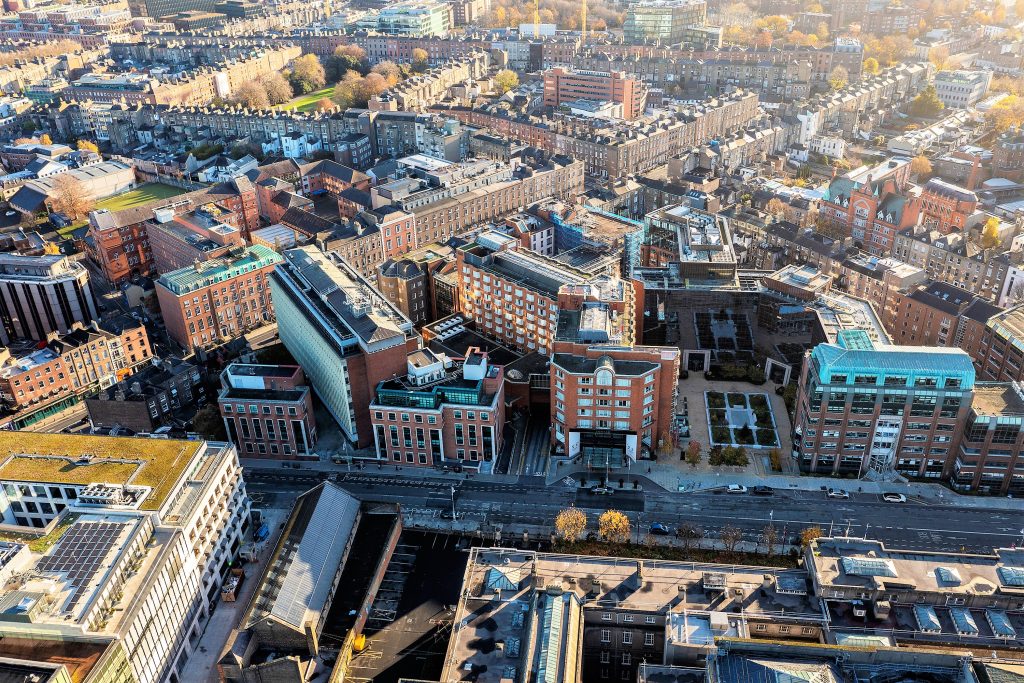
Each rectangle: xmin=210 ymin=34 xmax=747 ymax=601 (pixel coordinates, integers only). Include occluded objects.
xmin=157 ymin=244 xmax=282 ymax=296
xmin=0 ymin=432 xmax=202 ymax=512
xmin=971 ymin=382 xmax=1024 ymax=417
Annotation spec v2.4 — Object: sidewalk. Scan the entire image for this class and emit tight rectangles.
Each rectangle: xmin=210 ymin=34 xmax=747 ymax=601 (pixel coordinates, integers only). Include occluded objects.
xmin=239 ymin=456 xmax=523 ymax=484
xmin=545 ymin=457 xmax=1022 ymax=511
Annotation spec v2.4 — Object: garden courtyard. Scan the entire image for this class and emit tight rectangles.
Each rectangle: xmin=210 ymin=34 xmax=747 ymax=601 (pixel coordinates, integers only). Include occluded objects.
xmin=705 ymin=390 xmax=779 ymax=448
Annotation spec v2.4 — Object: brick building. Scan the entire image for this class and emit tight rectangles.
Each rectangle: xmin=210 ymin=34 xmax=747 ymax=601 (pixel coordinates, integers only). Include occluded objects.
xmin=542 ymin=68 xmax=649 ymax=120
xmin=885 ymin=281 xmax=1000 ymax=353
xmin=370 ymin=347 xmax=504 ymax=469
xmin=218 ymin=363 xmax=317 ymax=460
xmin=818 ymin=159 xmax=918 ymax=255
xmin=85 ymin=358 xmax=204 ymax=432
xmin=0 ymin=318 xmax=152 ymax=412
xmin=793 ymin=330 xmax=975 ymax=480
xmin=918 ymin=178 xmax=977 ymax=235
xmin=146 ymin=203 xmax=244 ymax=274
xmin=155 ymin=245 xmax=282 ymax=352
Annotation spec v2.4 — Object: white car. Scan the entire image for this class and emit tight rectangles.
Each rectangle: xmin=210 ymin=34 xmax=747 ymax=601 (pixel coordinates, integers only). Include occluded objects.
xmin=826 ymin=488 xmax=850 ymax=499
xmin=4 ymin=211 xmax=15 ymax=217
xmin=882 ymin=493 xmax=907 ymax=503
xmin=726 ymin=484 xmax=748 ymax=494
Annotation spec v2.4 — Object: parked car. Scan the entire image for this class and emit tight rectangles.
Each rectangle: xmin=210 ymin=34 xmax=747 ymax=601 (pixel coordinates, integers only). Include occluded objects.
xmin=726 ymin=484 xmax=748 ymax=494
xmin=649 ymin=523 xmax=671 ymax=536
xmin=751 ymin=486 xmax=774 ymax=496
xmin=826 ymin=488 xmax=850 ymax=499
xmin=4 ymin=210 xmax=15 ymax=217
xmin=882 ymin=493 xmax=907 ymax=503
xmin=590 ymin=486 xmax=614 ymax=495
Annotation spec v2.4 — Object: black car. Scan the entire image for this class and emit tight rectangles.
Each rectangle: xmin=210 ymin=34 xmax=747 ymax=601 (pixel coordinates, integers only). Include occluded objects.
xmin=751 ymin=486 xmax=774 ymax=496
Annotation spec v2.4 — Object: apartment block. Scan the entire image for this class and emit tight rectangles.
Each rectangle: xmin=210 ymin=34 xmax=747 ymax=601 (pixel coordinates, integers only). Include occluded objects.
xmin=218 ymin=363 xmax=317 ymax=460
xmin=794 ymin=329 xmax=975 ymax=480
xmin=891 ymin=227 xmax=1011 ymax=302
xmin=885 ymin=281 xmax=1000 ymax=353
xmin=377 ymin=241 xmax=458 ymax=326
xmin=0 ymin=432 xmax=249 ymax=683
xmin=370 ymin=347 xmax=504 ymax=469
xmin=543 ymin=68 xmax=649 ymax=120
xmin=457 ymin=232 xmax=637 ymax=356
xmin=0 ymin=253 xmax=97 ymax=345
xmin=270 ymin=246 xmax=419 ymax=447
xmin=155 ymin=245 xmax=282 ymax=352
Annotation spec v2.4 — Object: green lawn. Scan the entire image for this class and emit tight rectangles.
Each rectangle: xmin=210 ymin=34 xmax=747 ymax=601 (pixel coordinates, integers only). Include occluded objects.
xmin=276 ymin=86 xmax=335 ymax=113
xmin=57 ymin=183 xmax=186 ymax=239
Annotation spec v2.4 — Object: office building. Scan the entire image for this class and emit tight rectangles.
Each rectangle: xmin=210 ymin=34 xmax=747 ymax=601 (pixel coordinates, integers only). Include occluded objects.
xmin=155 ymin=245 xmax=282 ymax=353
xmin=270 ymin=246 xmax=419 ymax=448
xmin=0 ymin=254 xmax=97 ymax=345
xmin=953 ymin=382 xmax=1024 ymax=496
xmin=623 ymin=0 xmax=708 ymax=45
xmin=147 ymin=203 xmax=244 ymax=274
xmin=218 ymin=363 xmax=318 ymax=460
xmin=370 ymin=347 xmax=504 ymax=469
xmin=362 ymin=0 xmax=451 ymax=36
xmin=933 ymin=70 xmax=992 ymax=109
xmin=543 ymin=68 xmax=649 ymax=120
xmin=0 ymin=432 xmax=249 ymax=683
xmin=457 ymin=232 xmax=637 ymax=356
xmin=794 ymin=329 xmax=975 ymax=480
xmin=972 ymin=306 xmax=1024 ymax=383
xmin=550 ymin=344 xmax=680 ymax=466
xmin=377 ymin=241 xmax=459 ymax=326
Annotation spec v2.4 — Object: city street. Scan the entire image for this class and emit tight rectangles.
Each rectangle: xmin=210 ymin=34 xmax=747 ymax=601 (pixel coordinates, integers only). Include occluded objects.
xmin=243 ymin=468 xmax=1024 ymax=554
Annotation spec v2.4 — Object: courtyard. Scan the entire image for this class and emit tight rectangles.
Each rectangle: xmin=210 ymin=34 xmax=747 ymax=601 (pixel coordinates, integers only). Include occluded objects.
xmin=705 ymin=390 xmax=779 ymax=449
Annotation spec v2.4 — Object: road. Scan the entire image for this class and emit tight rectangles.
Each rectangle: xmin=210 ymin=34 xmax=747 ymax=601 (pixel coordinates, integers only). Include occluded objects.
xmin=244 ymin=469 xmax=1024 ymax=554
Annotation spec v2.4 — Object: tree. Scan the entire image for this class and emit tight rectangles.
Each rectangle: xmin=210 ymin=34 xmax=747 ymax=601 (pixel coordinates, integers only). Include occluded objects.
xmin=685 ymin=439 xmax=702 ymax=467
xmin=49 ymin=175 xmax=93 ymax=219
xmin=260 ymin=72 xmax=294 ymax=105
xmin=863 ymin=57 xmax=880 ymax=75
xmin=800 ymin=526 xmax=823 ymax=547
xmin=411 ymin=47 xmax=429 ymax=72
xmin=494 ymin=69 xmax=519 ymax=95
xmin=986 ymin=95 xmax=1024 ymax=132
xmin=598 ymin=509 xmax=631 ymax=544
xmin=929 ymin=45 xmax=951 ymax=71
xmin=909 ymin=85 xmax=945 ymax=118
xmin=233 ymin=81 xmax=270 ymax=109
xmin=981 ymin=216 xmax=1002 ymax=249
xmin=38 ymin=133 xmax=52 ymax=145
xmin=720 ymin=525 xmax=743 ymax=552
xmin=828 ymin=65 xmax=849 ymax=91
xmin=766 ymin=197 xmax=787 ymax=218
xmin=372 ymin=61 xmax=406 ymax=87
xmin=192 ymin=404 xmax=227 ymax=440
xmin=761 ymin=525 xmax=780 ymax=555
xmin=555 ymin=507 xmax=587 ymax=541
xmin=315 ymin=97 xmax=335 ymax=111
xmin=288 ymin=54 xmax=326 ymax=95
xmin=910 ymin=155 xmax=932 ymax=176
xmin=675 ymin=523 xmax=702 ymax=549
xmin=76 ymin=140 xmax=99 ymax=153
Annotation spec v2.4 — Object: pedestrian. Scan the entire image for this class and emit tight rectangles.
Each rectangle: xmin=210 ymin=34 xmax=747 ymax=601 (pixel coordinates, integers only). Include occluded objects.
xmin=647 ymin=466 xmax=651 ymax=473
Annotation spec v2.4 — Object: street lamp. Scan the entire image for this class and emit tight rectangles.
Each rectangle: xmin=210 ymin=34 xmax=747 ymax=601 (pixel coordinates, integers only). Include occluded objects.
xmin=451 ymin=485 xmax=457 ymax=521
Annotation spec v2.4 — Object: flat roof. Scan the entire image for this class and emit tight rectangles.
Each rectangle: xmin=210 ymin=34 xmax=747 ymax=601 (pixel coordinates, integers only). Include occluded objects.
xmin=0 ymin=432 xmax=202 ymax=512
xmin=971 ymin=382 xmax=1024 ymax=417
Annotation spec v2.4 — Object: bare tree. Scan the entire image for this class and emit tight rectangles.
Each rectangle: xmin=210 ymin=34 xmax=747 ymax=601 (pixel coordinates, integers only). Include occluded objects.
xmin=49 ymin=175 xmax=93 ymax=219
xmin=675 ymin=523 xmax=702 ymax=549
xmin=720 ymin=525 xmax=744 ymax=553
xmin=760 ymin=525 xmax=780 ymax=555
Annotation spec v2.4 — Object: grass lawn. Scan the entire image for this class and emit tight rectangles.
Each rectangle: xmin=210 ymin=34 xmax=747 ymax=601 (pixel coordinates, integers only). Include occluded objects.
xmin=57 ymin=183 xmax=186 ymax=239
xmin=276 ymin=86 xmax=335 ymax=113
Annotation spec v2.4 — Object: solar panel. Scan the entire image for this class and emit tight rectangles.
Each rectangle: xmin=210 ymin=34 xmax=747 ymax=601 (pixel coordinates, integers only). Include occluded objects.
xmin=36 ymin=520 xmax=127 ymax=613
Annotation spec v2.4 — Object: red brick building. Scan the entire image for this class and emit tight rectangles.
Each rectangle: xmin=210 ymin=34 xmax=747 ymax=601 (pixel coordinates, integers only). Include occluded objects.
xmin=543 ymin=67 xmax=648 ymax=120
xmin=218 ymin=363 xmax=318 ymax=460
xmin=370 ymin=347 xmax=505 ymax=469
xmin=155 ymin=245 xmax=282 ymax=352
xmin=918 ymin=178 xmax=977 ymax=235
xmin=819 ymin=159 xmax=917 ymax=255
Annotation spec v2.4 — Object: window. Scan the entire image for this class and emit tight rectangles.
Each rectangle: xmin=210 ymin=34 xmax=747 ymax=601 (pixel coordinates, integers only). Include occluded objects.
xmin=601 ymin=629 xmax=610 ymax=643
xmin=644 ymin=616 xmax=656 ymax=624
xmin=621 ymin=654 xmax=631 ymax=666
xmin=602 ymin=613 xmax=612 ymax=621
xmin=600 ymin=651 xmax=610 ymax=663
xmin=644 ymin=633 xmax=654 ymax=646
xmin=622 ymin=632 xmax=632 ymax=645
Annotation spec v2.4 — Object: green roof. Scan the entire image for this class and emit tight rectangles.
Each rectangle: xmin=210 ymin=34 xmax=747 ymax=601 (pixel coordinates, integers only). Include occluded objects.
xmin=157 ymin=244 xmax=282 ymax=296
